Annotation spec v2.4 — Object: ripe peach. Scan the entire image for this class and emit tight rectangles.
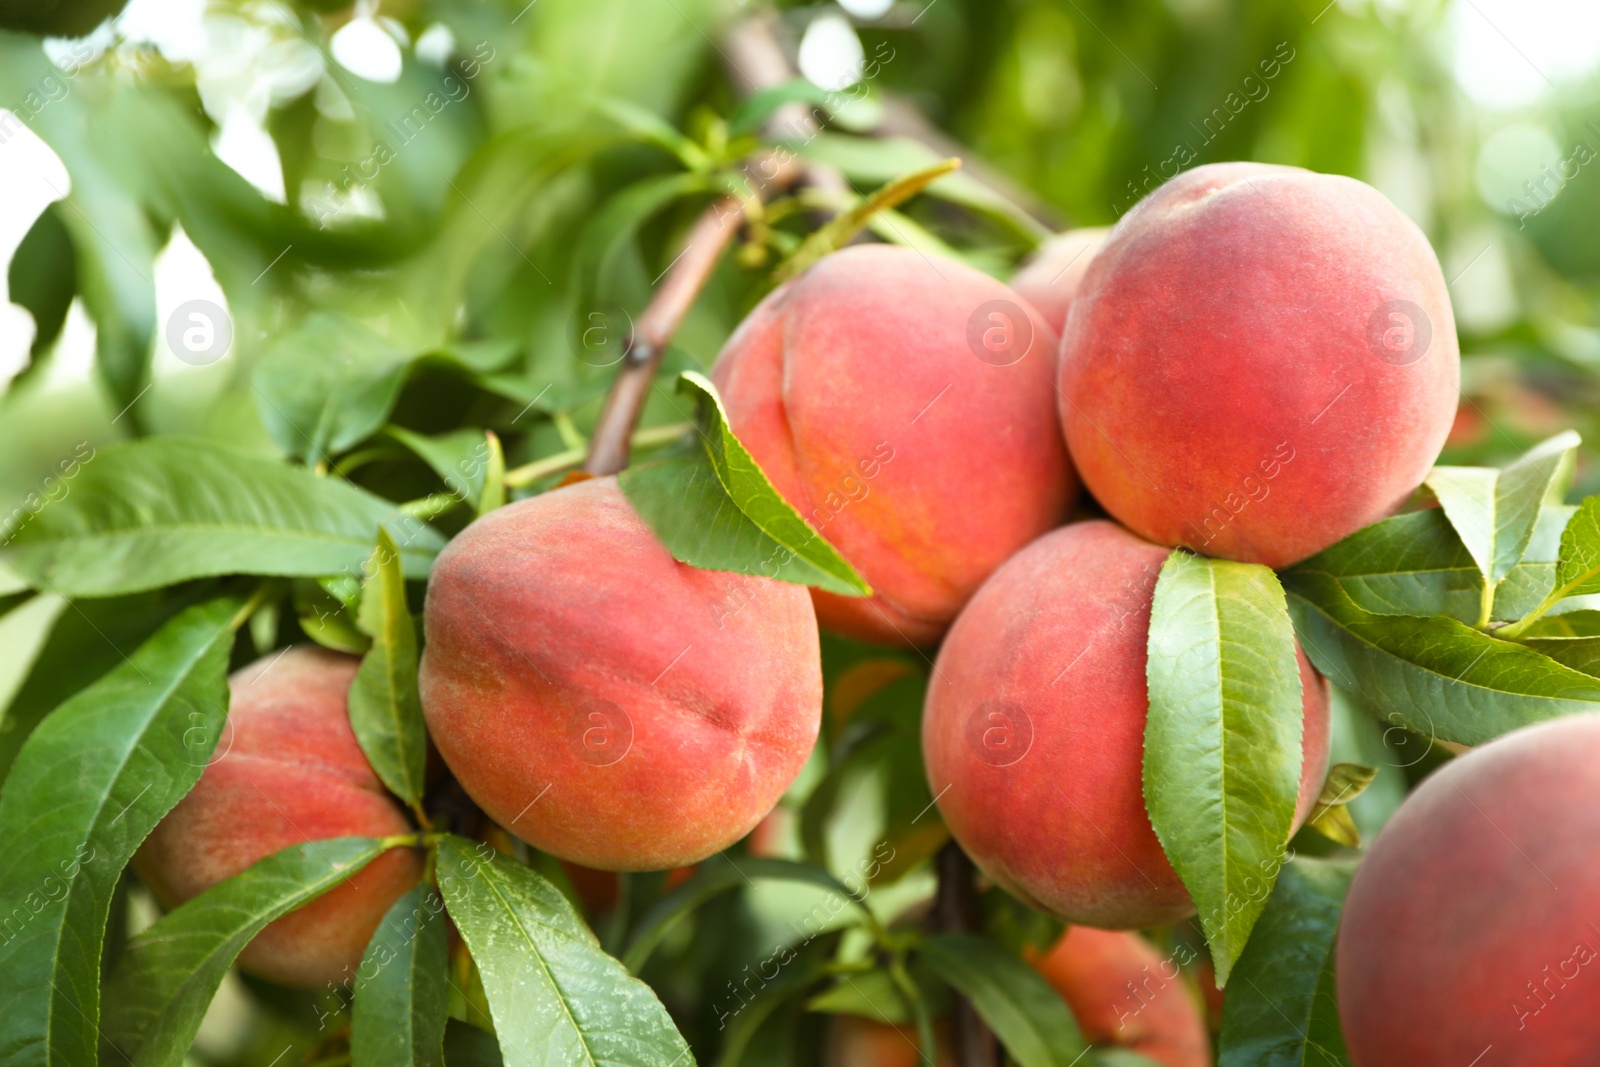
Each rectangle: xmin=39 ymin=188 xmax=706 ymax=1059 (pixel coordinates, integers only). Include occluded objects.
xmin=1030 ymin=927 xmax=1210 ymax=1067
xmin=1336 ymin=715 xmax=1600 ymax=1066
xmin=1058 ymin=162 xmax=1458 ymax=568
xmin=1010 ymin=228 xmax=1110 ymax=332
xmin=418 ymin=476 xmax=822 ymax=871
xmin=135 ymin=648 xmax=422 ymax=989
xmin=712 ymin=244 xmax=1075 ymax=647
xmin=922 ymin=520 xmax=1329 ymax=929
xmin=825 ymin=1016 xmax=951 ymax=1067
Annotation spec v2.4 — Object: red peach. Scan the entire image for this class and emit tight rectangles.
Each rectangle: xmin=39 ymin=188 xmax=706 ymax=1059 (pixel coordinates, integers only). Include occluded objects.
xmin=1010 ymin=228 xmax=1110 ymax=333
xmin=1030 ymin=927 xmax=1210 ymax=1067
xmin=135 ymin=648 xmax=422 ymax=988
xmin=1059 ymin=162 xmax=1458 ymax=568
xmin=712 ymin=244 xmax=1075 ymax=647
xmin=1336 ymin=715 xmax=1600 ymax=1066
xmin=418 ymin=476 xmax=822 ymax=871
xmin=922 ymin=520 xmax=1330 ymax=928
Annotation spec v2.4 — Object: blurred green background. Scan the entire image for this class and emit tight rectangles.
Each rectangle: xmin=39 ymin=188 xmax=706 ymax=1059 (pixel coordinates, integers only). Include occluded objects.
xmin=2 ymin=0 xmax=1599 ymax=1060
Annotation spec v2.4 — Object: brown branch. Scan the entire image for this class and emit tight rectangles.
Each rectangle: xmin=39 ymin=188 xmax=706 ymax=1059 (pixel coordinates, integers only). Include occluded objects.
xmin=581 ymin=199 xmax=743 ymax=476
xmin=581 ymin=12 xmax=846 ymax=476
xmin=935 ymin=841 xmax=1000 ymax=1067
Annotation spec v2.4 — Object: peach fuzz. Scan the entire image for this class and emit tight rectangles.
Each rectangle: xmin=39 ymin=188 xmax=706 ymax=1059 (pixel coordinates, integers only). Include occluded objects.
xmin=1010 ymin=227 xmax=1110 ymax=333
xmin=135 ymin=647 xmax=422 ymax=989
xmin=418 ymin=476 xmax=822 ymax=871
xmin=1336 ymin=715 xmax=1600 ymax=1067
xmin=1030 ymin=927 xmax=1210 ymax=1067
xmin=711 ymin=244 xmax=1075 ymax=647
xmin=1058 ymin=162 xmax=1458 ymax=568
xmin=922 ymin=520 xmax=1329 ymax=929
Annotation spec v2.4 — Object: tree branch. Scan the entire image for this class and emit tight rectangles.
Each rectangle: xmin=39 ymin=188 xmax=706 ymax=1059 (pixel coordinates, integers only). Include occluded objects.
xmin=581 ymin=13 xmax=846 ymax=476
xmin=935 ymin=841 xmax=1000 ymax=1067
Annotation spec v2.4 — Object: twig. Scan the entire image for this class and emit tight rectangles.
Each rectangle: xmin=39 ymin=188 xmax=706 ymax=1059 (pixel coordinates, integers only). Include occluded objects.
xmin=935 ymin=841 xmax=999 ymax=1067
xmin=581 ymin=13 xmax=846 ymax=476
xmin=582 ymin=201 xmax=745 ymax=476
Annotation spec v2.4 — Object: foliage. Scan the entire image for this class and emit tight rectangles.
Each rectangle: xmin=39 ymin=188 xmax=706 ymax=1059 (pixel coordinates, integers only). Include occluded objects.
xmin=2 ymin=1 xmax=1600 ymax=1065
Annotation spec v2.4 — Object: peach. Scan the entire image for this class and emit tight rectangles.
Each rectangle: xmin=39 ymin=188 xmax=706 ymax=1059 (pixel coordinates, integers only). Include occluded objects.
xmin=1010 ymin=228 xmax=1110 ymax=332
xmin=1336 ymin=715 xmax=1600 ymax=1066
xmin=418 ymin=476 xmax=822 ymax=871
xmin=1058 ymin=162 xmax=1459 ymax=568
xmin=826 ymin=1016 xmax=954 ymax=1066
xmin=922 ymin=520 xmax=1329 ymax=929
xmin=1030 ymin=927 xmax=1210 ymax=1067
xmin=135 ymin=647 xmax=422 ymax=989
xmin=712 ymin=244 xmax=1075 ymax=647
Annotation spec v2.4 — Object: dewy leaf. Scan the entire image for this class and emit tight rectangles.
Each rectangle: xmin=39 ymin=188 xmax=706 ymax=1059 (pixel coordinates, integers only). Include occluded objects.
xmin=619 ymin=372 xmax=870 ymax=597
xmin=0 ymin=437 xmax=444 ymax=597
xmin=1144 ymin=552 xmax=1304 ymax=986
xmin=1284 ymin=572 xmax=1600 ymax=745
xmin=919 ymin=933 xmax=1087 ymax=1067
xmin=1286 ymin=507 xmax=1572 ymax=623
xmin=1305 ymin=764 xmax=1378 ymax=849
xmin=434 ymin=835 xmax=693 ymax=1067
xmin=349 ymin=529 xmax=427 ymax=806
xmin=0 ymin=598 xmax=237 ymax=1067
xmin=103 ymin=836 xmax=397 ymax=1067
xmin=254 ymin=312 xmax=417 ymax=462
xmin=1218 ymin=856 xmax=1356 ymax=1067
xmin=1424 ymin=432 xmax=1580 ymax=606
xmin=352 ymin=885 xmax=450 ymax=1067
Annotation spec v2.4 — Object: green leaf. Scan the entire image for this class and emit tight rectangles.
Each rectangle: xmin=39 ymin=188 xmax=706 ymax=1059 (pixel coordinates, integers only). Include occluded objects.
xmin=353 ymin=885 xmax=450 ymax=1067
xmin=1218 ymin=856 xmax=1355 ymax=1067
xmin=1548 ymin=495 xmax=1600 ymax=600
xmin=1285 ymin=507 xmax=1572 ymax=623
xmin=0 ymin=590 xmax=201 ymax=784
xmin=349 ymin=529 xmax=427 ymax=806
xmin=1304 ymin=764 xmax=1378 ymax=849
xmin=1424 ymin=432 xmax=1580 ymax=611
xmin=919 ymin=933 xmax=1088 ymax=1067
xmin=0 ymin=599 xmax=237 ymax=1067
xmin=1144 ymin=552 xmax=1304 ymax=986
xmin=434 ymin=836 xmax=693 ymax=1067
xmin=1515 ymin=610 xmax=1600 ymax=676
xmin=0 ymin=437 xmax=444 ymax=598
xmin=1284 ymin=573 xmax=1600 ymax=745
xmin=254 ymin=312 xmax=417 ymax=462
xmin=104 ymin=836 xmax=398 ymax=1067
xmin=773 ymin=158 xmax=962 ymax=283
xmin=622 ymin=854 xmax=870 ymax=973
xmin=386 ymin=427 xmax=492 ymax=512
xmin=619 ymin=372 xmax=870 ymax=597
